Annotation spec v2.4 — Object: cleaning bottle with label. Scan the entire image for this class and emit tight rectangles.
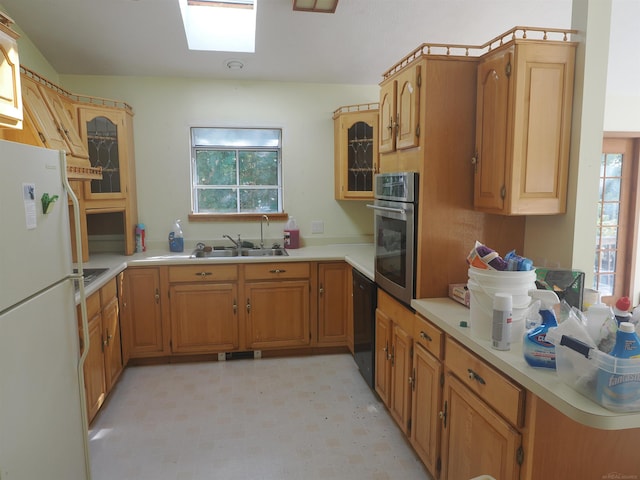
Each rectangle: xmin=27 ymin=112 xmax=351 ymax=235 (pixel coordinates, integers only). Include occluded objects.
xmin=523 ymin=290 xmax=560 ymax=369
xmin=583 ymin=295 xmax=616 ymax=350
xmin=613 ymin=296 xmax=632 ymax=325
xmin=597 ymin=321 xmax=640 ymax=411
xmin=135 ymin=223 xmax=146 ymax=253
xmin=284 ymin=217 xmax=300 ymax=249
xmin=168 ymin=219 xmax=184 ymax=252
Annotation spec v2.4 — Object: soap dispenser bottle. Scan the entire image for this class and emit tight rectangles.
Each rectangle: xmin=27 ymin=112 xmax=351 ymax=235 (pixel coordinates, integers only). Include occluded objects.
xmin=523 ymin=290 xmax=560 ymax=369
xmin=168 ymin=219 xmax=184 ymax=252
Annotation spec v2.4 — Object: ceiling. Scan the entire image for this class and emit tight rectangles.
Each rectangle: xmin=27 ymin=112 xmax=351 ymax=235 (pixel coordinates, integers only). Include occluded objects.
xmin=0 ymin=0 xmax=617 ymax=86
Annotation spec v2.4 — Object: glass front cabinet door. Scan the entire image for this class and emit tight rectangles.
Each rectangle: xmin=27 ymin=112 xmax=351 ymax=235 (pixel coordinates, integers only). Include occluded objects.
xmin=333 ymin=103 xmax=379 ymax=200
xmin=78 ymin=105 xmax=135 ymax=202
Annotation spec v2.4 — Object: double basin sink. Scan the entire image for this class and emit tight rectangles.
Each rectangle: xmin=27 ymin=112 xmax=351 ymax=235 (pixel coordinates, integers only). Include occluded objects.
xmin=191 ymin=246 xmax=288 ymax=258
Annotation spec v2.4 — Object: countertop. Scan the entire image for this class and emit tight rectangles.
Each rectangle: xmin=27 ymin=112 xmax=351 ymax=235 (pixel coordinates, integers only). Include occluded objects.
xmin=77 ymin=246 xmax=640 ymax=430
xmin=412 ymin=297 xmax=640 ymax=430
xmin=75 ymin=244 xmax=375 ymax=299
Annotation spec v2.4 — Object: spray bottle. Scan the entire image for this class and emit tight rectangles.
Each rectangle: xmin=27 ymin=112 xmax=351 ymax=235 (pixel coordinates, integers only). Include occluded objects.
xmin=523 ymin=290 xmax=560 ymax=369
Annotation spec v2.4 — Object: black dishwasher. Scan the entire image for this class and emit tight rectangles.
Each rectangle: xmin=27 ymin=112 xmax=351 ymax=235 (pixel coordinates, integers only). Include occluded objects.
xmin=352 ymin=268 xmax=377 ymax=389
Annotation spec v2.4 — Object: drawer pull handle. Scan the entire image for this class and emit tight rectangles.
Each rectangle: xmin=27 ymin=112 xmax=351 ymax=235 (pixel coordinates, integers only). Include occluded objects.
xmin=419 ymin=331 xmax=432 ymax=342
xmin=196 ymin=271 xmax=212 ymax=277
xmin=269 ymin=269 xmax=286 ymax=274
xmin=467 ymin=368 xmax=486 ymax=385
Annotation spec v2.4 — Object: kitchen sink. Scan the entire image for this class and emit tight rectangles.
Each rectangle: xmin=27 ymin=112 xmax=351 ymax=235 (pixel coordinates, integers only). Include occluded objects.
xmin=240 ymin=248 xmax=289 ymax=257
xmin=191 ymin=247 xmax=238 ymax=258
xmin=192 ymin=244 xmax=287 ymax=257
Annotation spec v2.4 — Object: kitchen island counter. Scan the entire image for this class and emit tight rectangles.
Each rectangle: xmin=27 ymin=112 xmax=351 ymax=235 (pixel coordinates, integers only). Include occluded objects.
xmin=412 ymin=297 xmax=640 ymax=430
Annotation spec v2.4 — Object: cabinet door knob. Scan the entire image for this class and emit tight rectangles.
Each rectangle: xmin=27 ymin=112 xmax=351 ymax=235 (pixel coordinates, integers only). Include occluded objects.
xmin=154 ymin=288 xmax=160 ymax=303
xmin=246 ymin=299 xmax=251 ymax=314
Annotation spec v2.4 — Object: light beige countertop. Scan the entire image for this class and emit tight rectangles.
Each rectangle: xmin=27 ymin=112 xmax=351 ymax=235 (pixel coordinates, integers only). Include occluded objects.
xmin=411 ymin=297 xmax=640 ymax=430
xmin=76 ymin=244 xmax=375 ymax=298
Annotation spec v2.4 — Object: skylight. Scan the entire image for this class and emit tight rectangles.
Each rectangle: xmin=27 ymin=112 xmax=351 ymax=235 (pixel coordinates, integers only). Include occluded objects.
xmin=178 ymin=0 xmax=257 ymax=53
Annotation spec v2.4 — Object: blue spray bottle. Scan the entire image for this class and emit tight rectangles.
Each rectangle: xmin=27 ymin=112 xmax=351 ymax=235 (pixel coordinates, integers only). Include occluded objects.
xmin=523 ymin=290 xmax=560 ymax=369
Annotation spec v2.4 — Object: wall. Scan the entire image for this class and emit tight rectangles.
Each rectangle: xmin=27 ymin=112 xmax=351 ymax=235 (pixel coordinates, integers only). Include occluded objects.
xmin=0 ymin=4 xmax=58 ymax=82
xmin=59 ymin=75 xmax=379 ymax=249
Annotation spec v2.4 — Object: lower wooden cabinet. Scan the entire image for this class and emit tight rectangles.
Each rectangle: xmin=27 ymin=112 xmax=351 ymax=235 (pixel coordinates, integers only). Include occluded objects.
xmin=317 ymin=262 xmax=350 ymax=346
xmin=440 ymin=373 xmax=521 ymax=480
xmin=79 ymin=277 xmax=123 ymax=423
xmin=410 ymin=343 xmax=442 ymax=476
xmin=120 ymin=262 xmax=352 ymax=357
xmin=375 ymin=289 xmax=414 ymax=435
xmin=168 ymin=264 xmax=240 ymax=353
xmin=121 ymin=267 xmax=166 ymax=358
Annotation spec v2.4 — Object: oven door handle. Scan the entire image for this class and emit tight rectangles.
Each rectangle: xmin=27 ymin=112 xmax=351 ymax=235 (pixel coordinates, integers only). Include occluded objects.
xmin=366 ymin=204 xmax=407 ymax=215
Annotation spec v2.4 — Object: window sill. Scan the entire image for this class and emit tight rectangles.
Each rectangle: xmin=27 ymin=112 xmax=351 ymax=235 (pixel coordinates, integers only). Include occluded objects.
xmin=188 ymin=212 xmax=289 ymax=222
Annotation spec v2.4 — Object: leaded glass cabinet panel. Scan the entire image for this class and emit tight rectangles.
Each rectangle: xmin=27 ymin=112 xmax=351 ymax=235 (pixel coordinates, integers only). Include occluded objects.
xmin=333 ymin=103 xmax=379 ymax=200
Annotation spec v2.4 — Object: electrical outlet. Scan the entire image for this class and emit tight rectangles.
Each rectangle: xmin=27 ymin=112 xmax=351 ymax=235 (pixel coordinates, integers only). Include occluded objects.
xmin=311 ymin=220 xmax=324 ymax=234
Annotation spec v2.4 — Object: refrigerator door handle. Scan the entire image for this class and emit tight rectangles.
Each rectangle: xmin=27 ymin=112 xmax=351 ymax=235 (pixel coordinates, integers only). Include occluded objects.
xmin=61 ymin=150 xmax=93 ymax=479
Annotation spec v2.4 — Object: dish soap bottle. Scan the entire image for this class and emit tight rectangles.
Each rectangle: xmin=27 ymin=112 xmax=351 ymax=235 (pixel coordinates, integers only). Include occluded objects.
xmin=284 ymin=217 xmax=300 ymax=249
xmin=597 ymin=321 xmax=640 ymax=411
xmin=168 ymin=219 xmax=184 ymax=252
xmin=523 ymin=290 xmax=560 ymax=369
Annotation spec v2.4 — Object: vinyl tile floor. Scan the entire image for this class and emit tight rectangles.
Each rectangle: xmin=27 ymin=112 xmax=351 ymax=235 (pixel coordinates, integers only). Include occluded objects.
xmin=89 ymin=353 xmax=432 ymax=480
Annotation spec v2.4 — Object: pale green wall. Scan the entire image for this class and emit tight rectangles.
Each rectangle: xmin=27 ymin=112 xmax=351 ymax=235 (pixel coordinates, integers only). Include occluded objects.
xmin=60 ymin=75 xmax=379 ymax=248
xmin=0 ymin=4 xmax=58 ymax=82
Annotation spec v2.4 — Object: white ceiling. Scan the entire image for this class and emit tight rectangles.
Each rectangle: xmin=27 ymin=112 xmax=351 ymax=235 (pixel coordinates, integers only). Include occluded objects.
xmin=1 ymin=0 xmax=583 ymax=85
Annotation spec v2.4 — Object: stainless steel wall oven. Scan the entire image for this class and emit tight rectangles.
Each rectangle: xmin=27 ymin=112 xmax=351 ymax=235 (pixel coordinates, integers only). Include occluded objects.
xmin=368 ymin=172 xmax=418 ymax=306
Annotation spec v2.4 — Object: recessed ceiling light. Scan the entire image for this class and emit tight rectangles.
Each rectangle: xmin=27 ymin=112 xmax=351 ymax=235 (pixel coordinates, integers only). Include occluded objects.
xmin=226 ymin=59 xmax=245 ymax=70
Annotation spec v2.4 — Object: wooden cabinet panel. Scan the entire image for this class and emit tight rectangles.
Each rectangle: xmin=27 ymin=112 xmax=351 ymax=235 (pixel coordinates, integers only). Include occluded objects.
xmin=474 ymin=49 xmax=511 ymax=212
xmin=333 ymin=105 xmax=379 ymax=200
xmin=413 ymin=313 xmax=444 ymax=359
xmin=441 ymin=373 xmax=521 ymax=480
xmin=390 ymin=322 xmax=412 ymax=434
xmin=317 ymin=262 xmax=349 ymax=346
xmin=245 ymin=279 xmax=310 ymax=349
xmin=410 ymin=344 xmax=442 ymax=476
xmin=121 ymin=267 xmax=166 ymax=357
xmin=20 ymin=76 xmax=69 ymax=152
xmin=170 ymin=283 xmax=239 ymax=353
xmin=102 ymin=296 xmax=122 ymax=391
xmin=244 ymin=262 xmax=310 ymax=280
xmin=39 ymin=86 xmax=88 ymax=159
xmin=0 ymin=18 xmax=22 ymax=129
xmin=378 ymin=80 xmax=396 ymax=154
xmin=445 ymin=337 xmax=524 ymax=427
xmin=474 ymin=41 xmax=576 ymax=215
xmin=168 ymin=264 xmax=238 ymax=283
xmin=396 ymin=64 xmax=421 ymax=150
xmin=375 ymin=308 xmax=392 ymax=406
xmin=83 ymin=312 xmax=106 ymax=423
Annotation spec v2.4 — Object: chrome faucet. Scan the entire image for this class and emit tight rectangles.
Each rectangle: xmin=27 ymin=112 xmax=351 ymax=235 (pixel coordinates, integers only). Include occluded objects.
xmin=223 ymin=234 xmax=241 ymax=251
xmin=260 ymin=215 xmax=269 ymax=249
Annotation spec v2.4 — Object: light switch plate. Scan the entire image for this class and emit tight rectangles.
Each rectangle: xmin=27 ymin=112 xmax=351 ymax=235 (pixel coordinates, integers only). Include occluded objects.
xmin=311 ymin=220 xmax=324 ymax=234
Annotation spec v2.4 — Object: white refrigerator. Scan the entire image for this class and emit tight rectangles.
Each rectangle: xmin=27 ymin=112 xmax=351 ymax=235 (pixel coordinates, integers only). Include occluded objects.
xmin=0 ymin=139 xmax=91 ymax=479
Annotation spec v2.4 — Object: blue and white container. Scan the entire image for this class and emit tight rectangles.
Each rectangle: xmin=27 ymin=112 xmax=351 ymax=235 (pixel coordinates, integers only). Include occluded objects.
xmin=596 ymin=322 xmax=640 ymax=412
xmin=523 ymin=290 xmax=559 ymax=369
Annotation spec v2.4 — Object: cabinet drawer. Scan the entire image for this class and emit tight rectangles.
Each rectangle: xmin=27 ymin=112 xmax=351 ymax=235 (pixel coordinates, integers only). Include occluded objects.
xmin=377 ymin=289 xmax=414 ymax=333
xmin=244 ymin=262 xmax=310 ymax=280
xmin=413 ymin=314 xmax=443 ymax=360
xmin=100 ymin=278 xmax=117 ymax=305
xmin=84 ymin=291 xmax=101 ymax=319
xmin=168 ymin=265 xmax=238 ymax=283
xmin=445 ymin=337 xmax=524 ymax=427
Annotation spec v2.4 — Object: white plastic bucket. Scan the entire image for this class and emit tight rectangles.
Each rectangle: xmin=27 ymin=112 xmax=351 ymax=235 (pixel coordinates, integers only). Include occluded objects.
xmin=468 ymin=267 xmax=537 ymax=342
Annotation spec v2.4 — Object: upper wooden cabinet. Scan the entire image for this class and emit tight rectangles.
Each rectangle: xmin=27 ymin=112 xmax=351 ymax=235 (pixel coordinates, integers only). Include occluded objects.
xmin=1 ymin=67 xmax=100 ymax=179
xmin=0 ymin=13 xmax=22 ymax=129
xmin=474 ymin=40 xmax=576 ymax=215
xmin=333 ymin=103 xmax=379 ymax=200
xmin=379 ymin=63 xmax=421 ymax=155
